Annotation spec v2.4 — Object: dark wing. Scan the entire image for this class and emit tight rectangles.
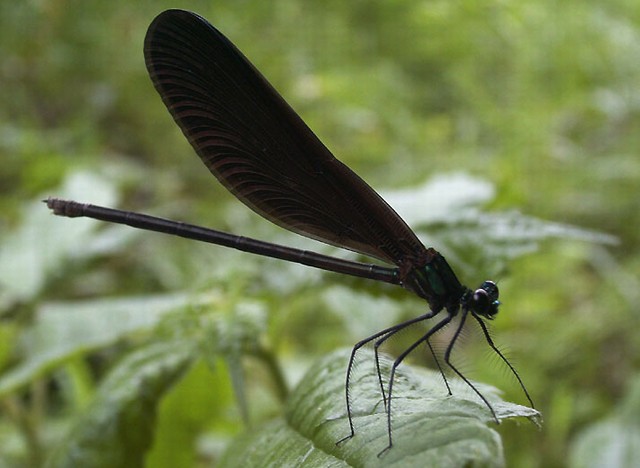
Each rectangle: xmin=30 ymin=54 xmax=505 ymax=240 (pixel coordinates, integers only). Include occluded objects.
xmin=144 ymin=9 xmax=426 ymax=265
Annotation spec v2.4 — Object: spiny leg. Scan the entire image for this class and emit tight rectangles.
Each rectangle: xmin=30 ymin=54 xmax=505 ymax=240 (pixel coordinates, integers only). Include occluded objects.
xmin=373 ymin=309 xmax=441 ymax=409
xmin=472 ymin=313 xmax=535 ymax=408
xmin=374 ymin=330 xmax=394 ymax=410
xmin=378 ymin=313 xmax=454 ymax=457
xmin=336 ymin=331 xmax=386 ymax=445
xmin=426 ymin=337 xmax=452 ymax=396
xmin=336 ymin=311 xmax=437 ymax=445
xmin=444 ymin=309 xmax=499 ymax=422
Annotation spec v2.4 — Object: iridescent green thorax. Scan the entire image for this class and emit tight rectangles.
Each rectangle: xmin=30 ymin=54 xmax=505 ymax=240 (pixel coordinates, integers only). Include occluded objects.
xmin=400 ymin=249 xmax=466 ymax=312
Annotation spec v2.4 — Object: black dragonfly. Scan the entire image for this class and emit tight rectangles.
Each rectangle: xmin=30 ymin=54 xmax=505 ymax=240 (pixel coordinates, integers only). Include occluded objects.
xmin=47 ymin=9 xmax=534 ymax=455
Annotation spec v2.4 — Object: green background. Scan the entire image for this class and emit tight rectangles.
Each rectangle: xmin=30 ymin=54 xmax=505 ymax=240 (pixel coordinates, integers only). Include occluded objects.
xmin=1 ymin=0 xmax=638 ymax=466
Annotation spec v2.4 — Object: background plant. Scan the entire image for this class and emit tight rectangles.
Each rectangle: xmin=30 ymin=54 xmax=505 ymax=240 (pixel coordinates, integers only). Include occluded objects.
xmin=1 ymin=1 xmax=638 ymax=466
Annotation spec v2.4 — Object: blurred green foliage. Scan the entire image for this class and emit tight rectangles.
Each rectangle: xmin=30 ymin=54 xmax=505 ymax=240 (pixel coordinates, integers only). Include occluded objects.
xmin=1 ymin=0 xmax=639 ymax=466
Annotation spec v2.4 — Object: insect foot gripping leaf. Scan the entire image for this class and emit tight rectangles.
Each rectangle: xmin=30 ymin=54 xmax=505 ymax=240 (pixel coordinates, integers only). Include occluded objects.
xmin=218 ymin=349 xmax=540 ymax=468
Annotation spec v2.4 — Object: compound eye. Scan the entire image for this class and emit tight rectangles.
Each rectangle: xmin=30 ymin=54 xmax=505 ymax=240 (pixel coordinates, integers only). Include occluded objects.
xmin=473 ymin=289 xmax=491 ymax=314
xmin=472 ymin=281 xmax=500 ymax=318
xmin=479 ymin=280 xmax=499 ymax=303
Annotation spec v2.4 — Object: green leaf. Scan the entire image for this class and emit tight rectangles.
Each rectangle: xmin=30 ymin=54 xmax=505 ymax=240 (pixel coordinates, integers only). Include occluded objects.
xmin=0 ymin=292 xmax=201 ymax=396
xmin=569 ymin=375 xmax=640 ymax=468
xmin=46 ymin=340 xmax=195 ymax=468
xmin=381 ymin=174 xmax=496 ymax=225
xmin=569 ymin=420 xmax=640 ymax=468
xmin=0 ymin=172 xmax=118 ymax=308
xmin=382 ymin=174 xmax=617 ymax=249
xmin=220 ymin=348 xmax=539 ymax=467
xmin=145 ymin=359 xmax=235 ymax=468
